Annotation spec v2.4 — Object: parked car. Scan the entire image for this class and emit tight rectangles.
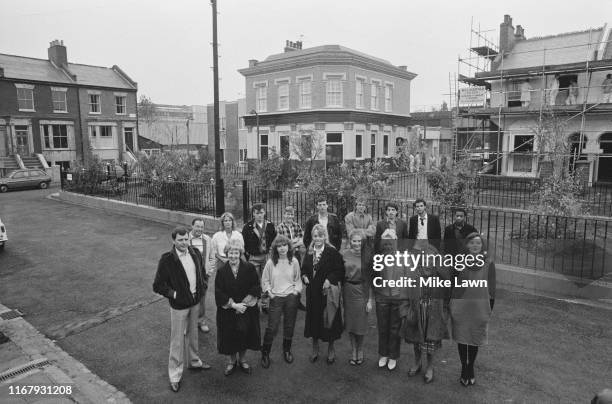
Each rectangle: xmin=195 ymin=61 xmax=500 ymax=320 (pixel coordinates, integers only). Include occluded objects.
xmin=0 ymin=169 xmax=52 ymax=192
xmin=0 ymin=217 xmax=7 ymax=250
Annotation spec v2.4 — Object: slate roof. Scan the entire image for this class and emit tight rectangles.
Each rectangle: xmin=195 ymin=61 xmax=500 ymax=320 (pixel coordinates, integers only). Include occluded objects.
xmin=497 ymin=28 xmax=605 ymax=70
xmin=0 ymin=53 xmax=136 ymax=89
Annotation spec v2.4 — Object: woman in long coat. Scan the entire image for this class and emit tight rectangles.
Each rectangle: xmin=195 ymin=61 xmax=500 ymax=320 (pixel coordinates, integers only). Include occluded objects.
xmin=341 ymin=229 xmax=372 ymax=365
xmin=301 ymin=224 xmax=345 ymax=364
xmin=450 ymin=232 xmax=496 ymax=387
xmin=215 ymin=238 xmax=261 ymax=376
xmin=403 ymin=245 xmax=450 ymax=384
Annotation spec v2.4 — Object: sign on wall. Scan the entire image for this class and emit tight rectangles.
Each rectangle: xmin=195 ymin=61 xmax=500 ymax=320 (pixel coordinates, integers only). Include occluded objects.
xmin=459 ymin=86 xmax=487 ymax=107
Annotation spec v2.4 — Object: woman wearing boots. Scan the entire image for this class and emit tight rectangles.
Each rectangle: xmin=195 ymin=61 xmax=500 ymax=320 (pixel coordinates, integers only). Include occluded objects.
xmin=260 ymin=235 xmax=303 ymax=368
xmin=450 ymin=232 xmax=496 ymax=386
xmin=341 ymin=229 xmax=372 ymax=365
xmin=302 ymin=224 xmax=345 ymax=364
xmin=403 ymin=245 xmax=451 ymax=384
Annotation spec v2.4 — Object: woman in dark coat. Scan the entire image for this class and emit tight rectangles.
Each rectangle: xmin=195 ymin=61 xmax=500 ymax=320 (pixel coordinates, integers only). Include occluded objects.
xmin=215 ymin=238 xmax=261 ymax=376
xmin=301 ymin=224 xmax=345 ymax=364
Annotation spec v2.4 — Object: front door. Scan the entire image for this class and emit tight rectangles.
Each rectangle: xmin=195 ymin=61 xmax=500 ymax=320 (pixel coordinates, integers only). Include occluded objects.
xmin=124 ymin=127 xmax=134 ymax=153
xmin=15 ymin=125 xmax=29 ymax=155
xmin=325 ymin=144 xmax=343 ymax=169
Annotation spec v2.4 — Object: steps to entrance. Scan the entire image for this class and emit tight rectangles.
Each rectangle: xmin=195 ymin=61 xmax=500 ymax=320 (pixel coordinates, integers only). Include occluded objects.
xmin=20 ymin=156 xmax=44 ymax=169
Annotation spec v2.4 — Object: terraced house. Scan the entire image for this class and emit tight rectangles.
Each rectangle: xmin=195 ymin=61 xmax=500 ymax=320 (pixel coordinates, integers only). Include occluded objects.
xmin=0 ymin=40 xmax=138 ymax=172
xmin=239 ymin=41 xmax=416 ymax=167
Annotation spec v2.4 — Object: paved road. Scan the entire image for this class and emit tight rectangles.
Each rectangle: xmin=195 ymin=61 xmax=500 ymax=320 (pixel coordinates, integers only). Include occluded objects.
xmin=1 ymin=188 xmax=611 ymax=403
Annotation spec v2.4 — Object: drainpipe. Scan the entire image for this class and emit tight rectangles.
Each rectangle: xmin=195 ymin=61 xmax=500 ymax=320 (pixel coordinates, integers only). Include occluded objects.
xmin=76 ymin=87 xmax=85 ymax=163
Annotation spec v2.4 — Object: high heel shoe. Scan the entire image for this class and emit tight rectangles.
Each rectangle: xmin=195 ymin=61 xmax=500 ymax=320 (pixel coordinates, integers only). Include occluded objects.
xmin=224 ymin=361 xmax=237 ymax=376
xmin=460 ymin=364 xmax=469 ymax=387
xmin=423 ymin=368 xmax=434 ymax=384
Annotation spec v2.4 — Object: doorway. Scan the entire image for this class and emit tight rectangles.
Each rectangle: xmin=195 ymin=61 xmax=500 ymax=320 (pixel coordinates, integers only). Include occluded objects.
xmin=597 ymin=132 xmax=612 ymax=182
xmin=325 ymin=133 xmax=343 ymax=169
xmin=15 ymin=125 xmax=30 ymax=155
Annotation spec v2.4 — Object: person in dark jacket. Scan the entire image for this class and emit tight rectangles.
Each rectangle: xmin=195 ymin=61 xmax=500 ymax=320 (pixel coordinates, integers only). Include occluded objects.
xmin=215 ymin=238 xmax=262 ymax=376
xmin=242 ymin=203 xmax=277 ymax=279
xmin=153 ymin=227 xmax=209 ymax=393
xmin=303 ymin=195 xmax=343 ymax=251
xmin=442 ymin=207 xmax=478 ymax=256
xmin=301 ymin=224 xmax=345 ymax=364
xmin=374 ymin=202 xmax=409 ymax=253
xmin=408 ymin=198 xmax=441 ymax=251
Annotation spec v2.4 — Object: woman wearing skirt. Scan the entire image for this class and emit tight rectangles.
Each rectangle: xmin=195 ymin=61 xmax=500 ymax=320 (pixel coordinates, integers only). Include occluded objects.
xmin=341 ymin=229 xmax=372 ymax=365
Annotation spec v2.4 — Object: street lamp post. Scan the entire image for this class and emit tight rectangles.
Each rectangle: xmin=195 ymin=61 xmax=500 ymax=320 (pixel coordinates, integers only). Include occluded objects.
xmin=211 ymin=0 xmax=224 ymax=215
xmin=250 ymin=109 xmax=259 ymax=160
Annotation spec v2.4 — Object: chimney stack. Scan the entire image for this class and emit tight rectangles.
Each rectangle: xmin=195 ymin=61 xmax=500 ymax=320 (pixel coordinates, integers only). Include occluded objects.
xmin=398 ymin=65 xmax=407 ymax=71
xmin=515 ymin=25 xmax=526 ymax=41
xmin=499 ymin=15 xmax=516 ymax=53
xmin=248 ymin=59 xmax=258 ymax=67
xmin=48 ymin=39 xmax=68 ymax=67
xmin=284 ymin=40 xmax=303 ymax=53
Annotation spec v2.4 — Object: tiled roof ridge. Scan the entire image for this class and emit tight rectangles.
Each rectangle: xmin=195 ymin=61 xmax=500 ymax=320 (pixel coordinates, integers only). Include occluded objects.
xmin=0 ymin=52 xmax=116 ymax=72
xmin=524 ymin=26 xmax=604 ymax=42
xmin=0 ymin=53 xmax=50 ymax=62
xmin=67 ymin=61 xmax=114 ymax=70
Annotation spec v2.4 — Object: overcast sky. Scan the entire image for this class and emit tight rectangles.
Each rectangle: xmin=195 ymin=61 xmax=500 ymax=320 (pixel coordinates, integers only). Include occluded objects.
xmin=1 ymin=0 xmax=610 ymax=111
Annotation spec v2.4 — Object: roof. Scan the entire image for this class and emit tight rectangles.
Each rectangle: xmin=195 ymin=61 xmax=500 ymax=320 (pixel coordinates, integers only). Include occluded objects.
xmin=263 ymin=45 xmax=393 ymax=66
xmin=0 ymin=53 xmax=136 ymax=90
xmin=496 ymin=28 xmax=605 ymax=70
xmin=138 ymin=135 xmax=164 ymax=150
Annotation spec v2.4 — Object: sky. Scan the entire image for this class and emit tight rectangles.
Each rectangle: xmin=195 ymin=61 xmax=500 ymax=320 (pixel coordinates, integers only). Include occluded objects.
xmin=1 ymin=0 xmax=611 ymax=111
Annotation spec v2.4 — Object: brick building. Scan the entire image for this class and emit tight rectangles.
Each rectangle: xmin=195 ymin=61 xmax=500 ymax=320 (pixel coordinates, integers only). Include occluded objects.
xmin=0 ymin=40 xmax=137 ymax=170
xmin=239 ymin=42 xmax=416 ymax=167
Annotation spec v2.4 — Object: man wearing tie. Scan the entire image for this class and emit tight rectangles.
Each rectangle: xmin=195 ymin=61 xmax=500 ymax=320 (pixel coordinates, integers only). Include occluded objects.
xmin=408 ymin=198 xmax=441 ymax=251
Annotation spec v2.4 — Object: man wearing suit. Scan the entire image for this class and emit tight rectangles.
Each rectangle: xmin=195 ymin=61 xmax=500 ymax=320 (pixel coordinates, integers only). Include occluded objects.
xmin=153 ymin=227 xmax=210 ymax=393
xmin=374 ymin=202 xmax=409 ymax=254
xmin=408 ymin=198 xmax=441 ymax=251
xmin=442 ymin=207 xmax=478 ymax=256
xmin=303 ymin=196 xmax=343 ymax=251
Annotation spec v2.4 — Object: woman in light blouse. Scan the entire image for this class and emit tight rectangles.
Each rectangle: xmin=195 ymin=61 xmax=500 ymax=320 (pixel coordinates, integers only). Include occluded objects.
xmin=210 ymin=212 xmax=244 ymax=269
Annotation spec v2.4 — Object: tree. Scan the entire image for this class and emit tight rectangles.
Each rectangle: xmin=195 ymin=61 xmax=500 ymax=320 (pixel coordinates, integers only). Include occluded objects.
xmin=138 ymin=95 xmax=157 ymax=126
xmin=426 ymin=157 xmax=476 ymax=210
xmin=291 ymin=130 xmax=326 ymax=187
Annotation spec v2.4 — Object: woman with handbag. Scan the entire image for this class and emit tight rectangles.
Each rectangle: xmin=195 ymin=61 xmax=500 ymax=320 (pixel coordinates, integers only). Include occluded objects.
xmin=450 ymin=232 xmax=496 ymax=387
xmin=403 ymin=245 xmax=451 ymax=384
xmin=302 ymin=224 xmax=345 ymax=364
xmin=215 ymin=238 xmax=261 ymax=376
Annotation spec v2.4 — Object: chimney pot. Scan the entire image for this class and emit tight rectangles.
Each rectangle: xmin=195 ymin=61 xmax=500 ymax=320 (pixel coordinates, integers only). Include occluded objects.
xmin=398 ymin=65 xmax=407 ymax=71
xmin=248 ymin=59 xmax=258 ymax=67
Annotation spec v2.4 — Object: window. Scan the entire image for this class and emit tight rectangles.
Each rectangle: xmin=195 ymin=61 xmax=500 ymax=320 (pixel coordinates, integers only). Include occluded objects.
xmin=298 ymin=77 xmax=312 ymax=108
xmin=239 ymin=149 xmax=248 ymax=162
xmin=356 ymin=133 xmax=363 ymax=158
xmin=55 ymin=161 xmax=70 ymax=170
xmin=277 ymin=82 xmax=289 ymax=111
xmin=255 ymin=83 xmax=267 ymax=112
xmin=371 ymin=82 xmax=380 ymax=110
xmin=16 ymin=84 xmax=35 ymax=111
xmin=42 ymin=124 xmax=68 ymax=149
xmin=327 ymin=133 xmax=342 ymax=143
xmin=280 ymin=135 xmax=290 ymax=158
xmin=89 ymin=93 xmax=100 ymax=113
xmin=356 ymin=78 xmax=365 ymax=108
xmin=260 ymin=134 xmax=268 ymax=160
xmin=385 ymin=84 xmax=393 ymax=112
xmin=371 ymin=133 xmax=377 ymax=158
xmin=115 ymin=96 xmax=126 ymax=114
xmin=100 ymin=126 xmax=113 ymax=137
xmin=512 ymin=135 xmax=534 ymax=172
xmin=507 ymin=81 xmax=522 ymax=107
xmin=326 ymin=76 xmax=343 ymax=107
xmin=51 ymin=87 xmax=67 ymax=112
xmin=383 ymin=134 xmax=389 ymax=156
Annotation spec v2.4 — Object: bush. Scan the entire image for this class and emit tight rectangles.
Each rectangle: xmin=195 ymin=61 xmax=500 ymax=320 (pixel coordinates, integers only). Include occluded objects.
xmin=426 ymin=159 xmax=476 ymax=209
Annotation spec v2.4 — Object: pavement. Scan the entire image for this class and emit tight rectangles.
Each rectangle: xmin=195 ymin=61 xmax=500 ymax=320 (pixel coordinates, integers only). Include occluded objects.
xmin=1 ymin=186 xmax=611 ymax=403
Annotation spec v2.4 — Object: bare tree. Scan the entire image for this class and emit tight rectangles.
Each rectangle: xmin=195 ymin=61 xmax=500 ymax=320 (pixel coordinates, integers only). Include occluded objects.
xmin=138 ymin=95 xmax=157 ymax=127
xmin=290 ymin=130 xmax=325 ymax=181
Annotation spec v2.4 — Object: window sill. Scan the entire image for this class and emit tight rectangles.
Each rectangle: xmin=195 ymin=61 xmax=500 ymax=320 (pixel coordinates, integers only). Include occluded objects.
xmin=89 ymin=112 xmax=101 ymax=115
xmin=53 ymin=110 xmax=68 ymax=114
xmin=18 ymin=109 xmax=35 ymax=112
xmin=43 ymin=148 xmax=72 ymax=151
xmin=116 ymin=112 xmax=126 ymax=116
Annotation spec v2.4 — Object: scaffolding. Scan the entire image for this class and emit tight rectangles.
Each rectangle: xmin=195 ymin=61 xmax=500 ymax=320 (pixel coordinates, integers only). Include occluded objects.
xmin=452 ymin=17 xmax=612 ymax=183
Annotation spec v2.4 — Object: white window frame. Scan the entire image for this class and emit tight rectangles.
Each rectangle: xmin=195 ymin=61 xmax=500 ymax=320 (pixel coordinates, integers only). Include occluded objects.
xmin=297 ymin=75 xmax=312 ymax=109
xmin=384 ymin=82 xmax=394 ymax=112
xmin=51 ymin=87 xmax=68 ymax=113
xmin=370 ymin=131 xmax=377 ymax=158
xmin=355 ymin=76 xmax=366 ymax=109
xmin=114 ymin=92 xmax=127 ymax=115
xmin=275 ymin=78 xmax=290 ymax=111
xmin=41 ymin=123 xmax=70 ymax=150
xmin=355 ymin=131 xmax=364 ymax=159
xmin=370 ymin=80 xmax=381 ymax=111
xmin=88 ymin=91 xmax=101 ymax=114
xmin=15 ymin=83 xmax=35 ymax=112
xmin=324 ymin=73 xmax=346 ymax=108
xmin=253 ymin=81 xmax=268 ymax=113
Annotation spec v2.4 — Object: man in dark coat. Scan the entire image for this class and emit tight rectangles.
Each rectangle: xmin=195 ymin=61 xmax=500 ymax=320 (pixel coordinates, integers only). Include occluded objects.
xmin=303 ymin=195 xmax=343 ymax=250
xmin=153 ymin=227 xmax=209 ymax=393
xmin=242 ymin=203 xmax=277 ymax=279
xmin=374 ymin=202 xmax=409 ymax=253
xmin=442 ymin=207 xmax=478 ymax=256
xmin=408 ymin=198 xmax=442 ymax=251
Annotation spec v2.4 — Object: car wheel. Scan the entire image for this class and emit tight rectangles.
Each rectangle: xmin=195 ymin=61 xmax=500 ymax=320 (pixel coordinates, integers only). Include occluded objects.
xmin=0 ymin=185 xmax=7 ymax=193
xmin=39 ymin=182 xmax=49 ymax=189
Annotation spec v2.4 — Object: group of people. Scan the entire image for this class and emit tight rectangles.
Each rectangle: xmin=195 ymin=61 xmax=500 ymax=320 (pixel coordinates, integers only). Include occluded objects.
xmin=153 ymin=196 xmax=496 ymax=394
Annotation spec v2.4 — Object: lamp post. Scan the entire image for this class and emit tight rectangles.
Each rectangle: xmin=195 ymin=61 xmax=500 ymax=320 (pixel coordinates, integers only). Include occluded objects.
xmin=211 ymin=0 xmax=224 ymax=215
xmin=250 ymin=109 xmax=259 ymax=160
